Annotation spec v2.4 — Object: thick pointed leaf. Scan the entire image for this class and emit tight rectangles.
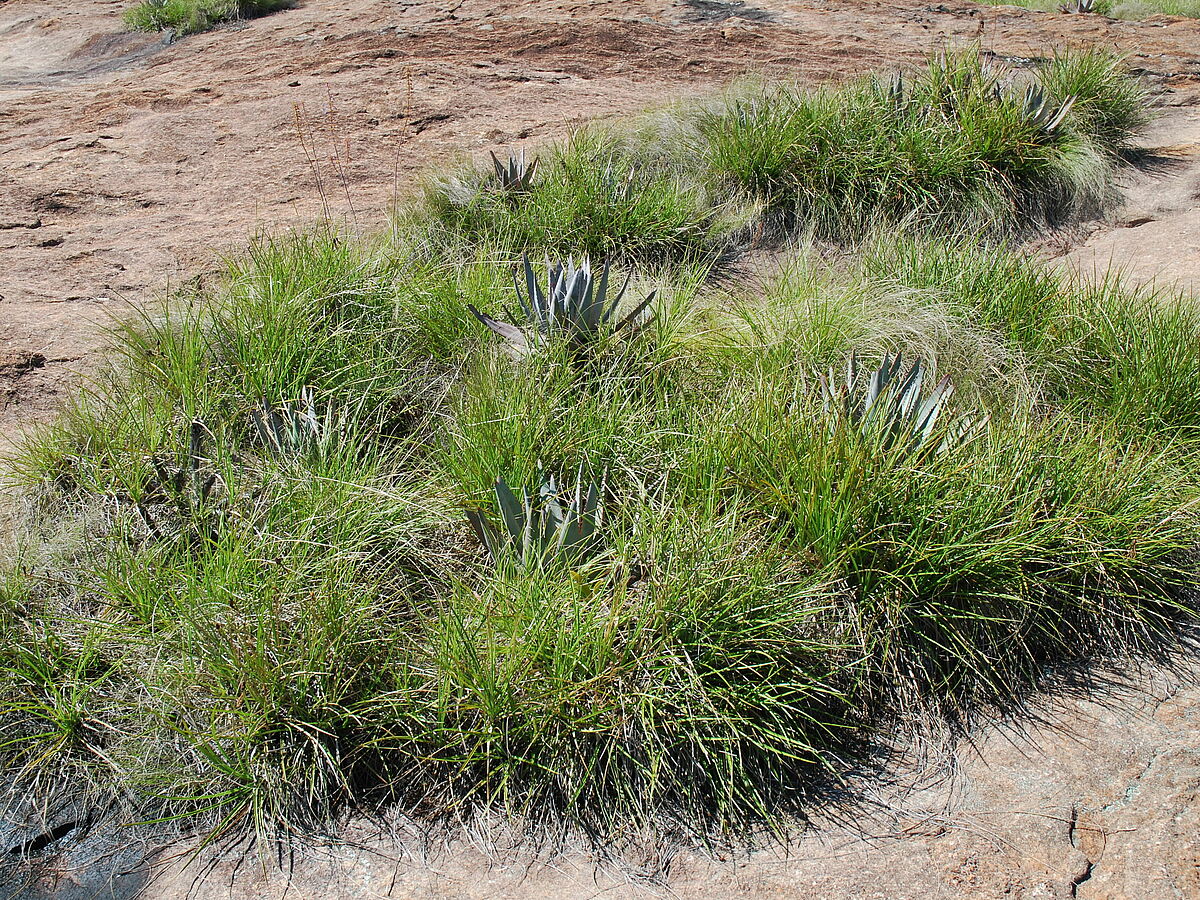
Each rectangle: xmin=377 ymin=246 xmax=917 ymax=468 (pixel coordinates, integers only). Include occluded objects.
xmin=493 ymin=477 xmax=525 ymax=545
xmin=593 ymin=260 xmax=612 ymax=328
xmin=514 ymin=266 xmax=533 ymax=324
xmin=299 ymin=386 xmax=319 ymax=436
xmin=541 ymin=491 xmax=566 ymax=534
xmin=575 ymin=258 xmax=596 ymax=328
xmin=575 ymin=480 xmax=600 ymax=548
xmin=519 ymin=485 xmax=536 ymax=564
xmin=467 ymin=509 xmax=503 ymax=562
xmin=250 ymin=404 xmax=278 ymax=451
xmin=604 ymin=268 xmax=634 ymax=326
xmin=1044 ymin=96 xmax=1075 ymax=133
xmin=914 ymin=376 xmax=954 ymax=441
xmin=521 ymin=255 xmax=542 ymax=325
xmin=819 ymin=371 xmax=835 ymax=412
xmin=938 ymin=410 xmax=987 ymax=455
xmin=615 ymin=291 xmax=657 ymax=333
xmin=895 ymin=359 xmax=925 ymax=419
xmin=468 ymin=304 xmax=531 ymax=351
xmin=560 ymin=260 xmax=583 ymax=324
xmin=865 ymin=365 xmax=885 ymax=414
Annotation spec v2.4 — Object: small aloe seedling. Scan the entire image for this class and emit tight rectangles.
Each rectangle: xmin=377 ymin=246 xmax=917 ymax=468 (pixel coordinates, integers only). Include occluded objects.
xmin=469 ymin=255 xmax=655 ymax=352
xmin=1022 ymin=84 xmax=1075 ymax=134
xmin=875 ymin=72 xmax=910 ymax=114
xmin=467 ymin=466 xmax=603 ymax=570
xmin=139 ymin=420 xmax=225 ymax=544
xmin=820 ymin=352 xmax=983 ymax=460
xmin=490 ymin=149 xmax=538 ymax=192
xmin=251 ymin=386 xmax=333 ymax=456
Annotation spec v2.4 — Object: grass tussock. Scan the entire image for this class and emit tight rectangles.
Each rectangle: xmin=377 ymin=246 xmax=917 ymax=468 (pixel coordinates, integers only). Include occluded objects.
xmin=5 ymin=225 xmax=1199 ymax=842
xmin=3 ymin=49 xmax=1196 ymax=851
xmin=124 ymin=0 xmax=291 ymax=35
xmin=416 ymin=49 xmax=1145 ymax=264
xmin=420 ymin=129 xmax=747 ymax=267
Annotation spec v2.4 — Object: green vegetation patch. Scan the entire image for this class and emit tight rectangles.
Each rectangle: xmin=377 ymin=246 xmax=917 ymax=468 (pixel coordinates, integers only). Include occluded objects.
xmin=124 ymin=0 xmax=291 ymax=36
xmin=6 ymin=229 xmax=1198 ymax=841
xmin=3 ymin=49 xmax=1195 ymax=848
xmin=417 ymin=49 xmax=1146 ymax=263
xmin=980 ymin=0 xmax=1200 ymax=21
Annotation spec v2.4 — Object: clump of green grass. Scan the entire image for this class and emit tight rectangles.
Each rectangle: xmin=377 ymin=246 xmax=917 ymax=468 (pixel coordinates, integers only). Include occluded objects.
xmin=1110 ymin=0 xmax=1200 ymax=16
xmin=861 ymin=235 xmax=1200 ymax=442
xmin=124 ymin=0 xmax=291 ymax=36
xmin=13 ymin=230 xmax=493 ymax=498
xmin=2 ymin=52 xmax=1193 ymax=850
xmin=417 ymin=129 xmax=746 ymax=267
xmin=1038 ymin=50 xmax=1151 ymax=154
xmin=978 ymin=0 xmax=1200 ymax=21
xmin=7 ymin=223 xmax=1198 ymax=844
xmin=415 ymin=49 xmax=1145 ymax=263
xmin=676 ymin=48 xmax=1131 ymax=238
xmin=728 ymin=402 xmax=1196 ymax=715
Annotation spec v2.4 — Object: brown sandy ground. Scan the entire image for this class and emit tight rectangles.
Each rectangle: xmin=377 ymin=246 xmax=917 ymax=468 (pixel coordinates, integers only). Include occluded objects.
xmin=1 ymin=2 xmax=1199 ymax=897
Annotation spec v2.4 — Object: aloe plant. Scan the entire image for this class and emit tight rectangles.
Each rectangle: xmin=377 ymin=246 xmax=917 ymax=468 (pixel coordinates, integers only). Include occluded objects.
xmin=469 ymin=255 xmax=655 ymax=351
xmin=467 ymin=466 xmax=603 ymax=569
xmin=251 ymin=386 xmax=333 ymax=456
xmin=820 ymin=352 xmax=983 ymax=460
xmin=927 ymin=54 xmax=1003 ymax=121
xmin=1021 ymin=84 xmax=1075 ymax=134
xmin=490 ymin=149 xmax=538 ymax=193
xmin=874 ymin=72 xmax=910 ymax=114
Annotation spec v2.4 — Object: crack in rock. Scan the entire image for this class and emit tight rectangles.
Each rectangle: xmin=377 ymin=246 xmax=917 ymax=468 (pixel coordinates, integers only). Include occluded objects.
xmin=1067 ymin=803 xmax=1100 ymax=898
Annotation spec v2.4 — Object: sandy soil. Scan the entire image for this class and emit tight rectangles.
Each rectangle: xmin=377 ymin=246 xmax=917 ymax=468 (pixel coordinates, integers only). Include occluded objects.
xmin=1 ymin=1 xmax=1199 ymax=897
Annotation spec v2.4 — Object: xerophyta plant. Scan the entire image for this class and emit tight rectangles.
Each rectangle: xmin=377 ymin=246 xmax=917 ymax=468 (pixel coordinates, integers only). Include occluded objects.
xmin=250 ymin=386 xmax=337 ymax=457
xmin=820 ymin=352 xmax=985 ymax=461
xmin=467 ymin=465 xmax=604 ymax=570
xmin=469 ymin=255 xmax=656 ymax=351
xmin=138 ymin=419 xmax=225 ymax=543
xmin=878 ymin=72 xmax=910 ymax=114
xmin=1021 ymin=84 xmax=1076 ymax=134
xmin=489 ymin=149 xmax=539 ymax=193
